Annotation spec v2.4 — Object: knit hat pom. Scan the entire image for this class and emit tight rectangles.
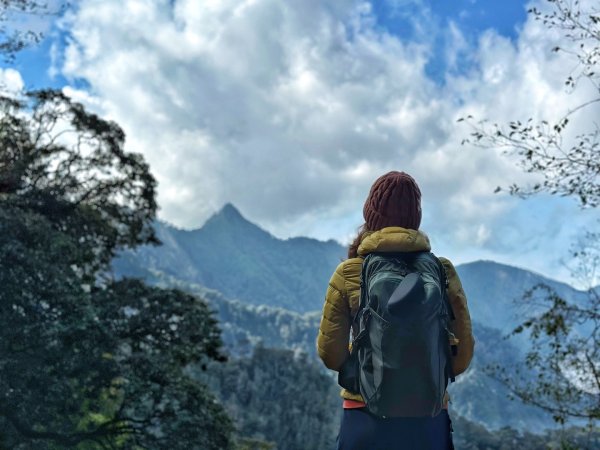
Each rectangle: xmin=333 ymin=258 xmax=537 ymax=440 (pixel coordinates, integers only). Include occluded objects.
xmin=363 ymin=171 xmax=422 ymax=230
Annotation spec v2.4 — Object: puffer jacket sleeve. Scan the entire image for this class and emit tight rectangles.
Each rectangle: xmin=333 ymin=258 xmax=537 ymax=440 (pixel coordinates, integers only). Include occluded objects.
xmin=317 ymin=261 xmax=351 ymax=371
xmin=439 ymin=257 xmax=475 ymax=376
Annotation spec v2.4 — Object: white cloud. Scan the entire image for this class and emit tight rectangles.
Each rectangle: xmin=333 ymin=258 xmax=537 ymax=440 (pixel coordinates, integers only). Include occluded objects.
xmin=59 ymin=0 xmax=442 ymax=225
xmin=55 ymin=0 xmax=599 ymax=281
xmin=0 ymin=68 xmax=24 ymax=94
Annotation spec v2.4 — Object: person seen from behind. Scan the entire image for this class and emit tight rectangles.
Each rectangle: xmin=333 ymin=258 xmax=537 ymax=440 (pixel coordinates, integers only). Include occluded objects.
xmin=317 ymin=171 xmax=475 ymax=450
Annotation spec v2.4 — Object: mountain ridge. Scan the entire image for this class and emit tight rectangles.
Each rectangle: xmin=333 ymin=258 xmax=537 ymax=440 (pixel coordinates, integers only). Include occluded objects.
xmin=112 ymin=204 xmax=592 ymax=433
xmin=117 ymin=204 xmax=585 ymax=317
xmin=114 ymin=204 xmax=347 ymax=313
xmin=155 ymin=204 xmax=590 ymax=294
xmin=163 ymin=204 xmax=586 ymax=291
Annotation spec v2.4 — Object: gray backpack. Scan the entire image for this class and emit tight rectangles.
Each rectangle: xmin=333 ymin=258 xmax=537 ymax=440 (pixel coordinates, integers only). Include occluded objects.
xmin=339 ymin=251 xmax=456 ymax=418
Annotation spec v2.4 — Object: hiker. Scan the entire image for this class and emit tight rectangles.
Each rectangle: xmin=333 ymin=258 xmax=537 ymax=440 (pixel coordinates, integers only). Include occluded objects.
xmin=317 ymin=171 xmax=475 ymax=450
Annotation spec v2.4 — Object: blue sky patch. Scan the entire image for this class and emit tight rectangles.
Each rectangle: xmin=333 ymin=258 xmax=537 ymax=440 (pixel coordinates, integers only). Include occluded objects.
xmin=371 ymin=0 xmax=528 ymax=82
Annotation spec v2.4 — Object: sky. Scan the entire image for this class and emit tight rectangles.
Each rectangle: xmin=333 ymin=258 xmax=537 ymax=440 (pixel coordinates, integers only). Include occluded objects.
xmin=3 ymin=0 xmax=599 ymax=287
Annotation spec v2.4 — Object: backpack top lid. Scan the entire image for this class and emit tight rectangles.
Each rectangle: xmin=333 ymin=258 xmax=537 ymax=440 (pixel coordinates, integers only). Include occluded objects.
xmin=386 ymin=271 xmax=425 ymax=317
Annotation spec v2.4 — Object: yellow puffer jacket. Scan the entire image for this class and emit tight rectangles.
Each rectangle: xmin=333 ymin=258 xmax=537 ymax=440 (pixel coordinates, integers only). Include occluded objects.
xmin=317 ymin=227 xmax=475 ymax=403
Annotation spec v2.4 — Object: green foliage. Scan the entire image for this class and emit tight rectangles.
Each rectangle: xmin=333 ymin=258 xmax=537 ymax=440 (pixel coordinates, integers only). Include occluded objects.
xmin=196 ymin=346 xmax=340 ymax=450
xmin=0 ymin=90 xmax=234 ymax=448
xmin=0 ymin=90 xmax=158 ymax=273
xmin=177 ymin=279 xmax=322 ymax=358
xmin=452 ymin=414 xmax=600 ymax=450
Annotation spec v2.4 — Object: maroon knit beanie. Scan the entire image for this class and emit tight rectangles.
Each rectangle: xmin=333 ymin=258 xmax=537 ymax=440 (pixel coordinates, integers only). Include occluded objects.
xmin=363 ymin=171 xmax=422 ymax=230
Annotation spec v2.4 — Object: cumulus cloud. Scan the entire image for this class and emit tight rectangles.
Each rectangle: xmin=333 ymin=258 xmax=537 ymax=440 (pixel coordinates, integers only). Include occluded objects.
xmin=55 ymin=0 xmax=598 ymax=277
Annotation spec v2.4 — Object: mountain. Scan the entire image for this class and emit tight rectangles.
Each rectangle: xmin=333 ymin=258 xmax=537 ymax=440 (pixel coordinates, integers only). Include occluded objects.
xmin=113 ymin=204 xmax=346 ymax=313
xmin=112 ymin=204 xmax=594 ymax=433
xmin=114 ymin=204 xmax=587 ymax=330
xmin=456 ymin=260 xmax=587 ymax=336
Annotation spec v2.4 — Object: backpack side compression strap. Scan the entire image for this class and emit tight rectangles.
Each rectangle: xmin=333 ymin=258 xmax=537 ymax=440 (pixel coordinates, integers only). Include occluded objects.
xmin=432 ymin=255 xmax=457 ymax=383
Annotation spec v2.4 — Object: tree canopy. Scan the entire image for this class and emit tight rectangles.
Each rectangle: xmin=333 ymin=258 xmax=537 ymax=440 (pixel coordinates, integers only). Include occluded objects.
xmin=0 ymin=90 xmax=234 ymax=449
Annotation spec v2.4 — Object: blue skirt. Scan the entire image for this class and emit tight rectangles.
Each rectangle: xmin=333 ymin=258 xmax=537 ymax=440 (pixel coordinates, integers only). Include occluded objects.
xmin=336 ymin=408 xmax=454 ymax=450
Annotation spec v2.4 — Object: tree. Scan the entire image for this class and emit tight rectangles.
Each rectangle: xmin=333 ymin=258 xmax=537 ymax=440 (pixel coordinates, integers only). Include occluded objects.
xmin=0 ymin=0 xmax=67 ymax=61
xmin=0 ymin=90 xmax=234 ymax=448
xmin=461 ymin=0 xmax=599 ymax=207
xmin=451 ymin=413 xmax=600 ymax=450
xmin=461 ymin=0 xmax=600 ymax=425
xmin=494 ymin=235 xmax=600 ymax=424
xmin=198 ymin=346 xmax=341 ymax=450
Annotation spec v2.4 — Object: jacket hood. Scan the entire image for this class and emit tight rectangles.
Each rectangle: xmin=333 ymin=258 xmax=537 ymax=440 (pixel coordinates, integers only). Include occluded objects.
xmin=357 ymin=227 xmax=431 ymax=256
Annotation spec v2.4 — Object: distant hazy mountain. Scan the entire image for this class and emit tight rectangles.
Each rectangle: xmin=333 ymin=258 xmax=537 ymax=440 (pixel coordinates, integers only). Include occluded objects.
xmin=112 ymin=204 xmax=593 ymax=432
xmin=114 ymin=204 xmax=346 ymax=313
xmin=456 ymin=260 xmax=587 ymax=336
xmin=114 ymin=203 xmax=587 ymax=326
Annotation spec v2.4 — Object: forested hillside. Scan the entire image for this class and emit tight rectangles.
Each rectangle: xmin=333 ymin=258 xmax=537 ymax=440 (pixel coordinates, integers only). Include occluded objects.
xmin=196 ymin=346 xmax=340 ymax=450
xmin=113 ymin=205 xmax=599 ymax=438
xmin=0 ymin=91 xmax=235 ymax=449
